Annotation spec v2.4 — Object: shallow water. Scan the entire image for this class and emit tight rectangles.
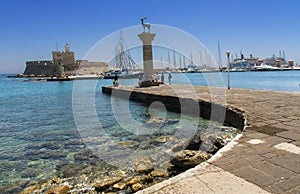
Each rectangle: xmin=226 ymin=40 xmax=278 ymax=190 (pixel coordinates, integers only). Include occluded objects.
xmin=0 ymin=71 xmax=298 ymax=192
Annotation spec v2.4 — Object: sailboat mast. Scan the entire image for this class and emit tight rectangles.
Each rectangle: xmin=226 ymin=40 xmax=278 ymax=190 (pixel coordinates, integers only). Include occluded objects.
xmin=173 ymin=49 xmax=176 ymax=69
xmin=168 ymin=50 xmax=171 ymax=69
xmin=199 ymin=50 xmax=203 ymax=68
xmin=218 ymin=40 xmax=222 ymax=70
xmin=119 ymin=31 xmax=125 ymax=69
xmin=190 ymin=52 xmax=194 ymax=66
xmin=179 ymin=55 xmax=182 ymax=68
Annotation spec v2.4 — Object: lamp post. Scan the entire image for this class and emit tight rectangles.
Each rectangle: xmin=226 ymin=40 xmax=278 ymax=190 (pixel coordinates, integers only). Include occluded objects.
xmin=226 ymin=51 xmax=231 ymax=90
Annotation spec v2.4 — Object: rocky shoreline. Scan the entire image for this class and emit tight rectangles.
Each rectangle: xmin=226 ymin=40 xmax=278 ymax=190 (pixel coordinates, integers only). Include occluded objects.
xmin=16 ymin=125 xmax=239 ymax=194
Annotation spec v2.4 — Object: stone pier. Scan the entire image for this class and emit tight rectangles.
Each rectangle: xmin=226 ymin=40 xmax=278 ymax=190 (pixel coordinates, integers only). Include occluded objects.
xmin=102 ymin=85 xmax=300 ymax=193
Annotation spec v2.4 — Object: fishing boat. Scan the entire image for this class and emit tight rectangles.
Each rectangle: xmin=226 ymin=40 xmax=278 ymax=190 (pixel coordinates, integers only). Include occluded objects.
xmin=103 ymin=32 xmax=143 ymax=79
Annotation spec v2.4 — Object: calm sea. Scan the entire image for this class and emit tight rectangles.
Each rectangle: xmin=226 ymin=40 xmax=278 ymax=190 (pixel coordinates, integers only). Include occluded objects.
xmin=0 ymin=71 xmax=299 ymax=192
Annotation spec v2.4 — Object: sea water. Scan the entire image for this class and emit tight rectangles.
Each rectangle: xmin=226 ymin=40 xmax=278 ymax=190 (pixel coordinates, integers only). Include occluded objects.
xmin=0 ymin=71 xmax=299 ymax=192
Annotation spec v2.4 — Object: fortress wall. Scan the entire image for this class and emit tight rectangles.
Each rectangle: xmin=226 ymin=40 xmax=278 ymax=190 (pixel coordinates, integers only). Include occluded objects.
xmin=24 ymin=60 xmax=108 ymax=76
xmin=24 ymin=61 xmax=59 ymax=76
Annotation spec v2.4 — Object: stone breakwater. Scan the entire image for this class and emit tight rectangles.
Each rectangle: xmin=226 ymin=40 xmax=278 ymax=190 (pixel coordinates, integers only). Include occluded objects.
xmin=102 ymin=85 xmax=246 ymax=130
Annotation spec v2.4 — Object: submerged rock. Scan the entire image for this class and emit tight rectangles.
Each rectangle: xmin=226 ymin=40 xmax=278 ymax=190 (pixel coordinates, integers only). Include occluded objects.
xmin=185 ymin=134 xmax=202 ymax=150
xmin=45 ymin=185 xmax=70 ymax=194
xmin=131 ymin=183 xmax=143 ymax=192
xmin=112 ymin=182 xmax=127 ymax=190
xmin=146 ymin=117 xmax=164 ymax=124
xmin=151 ymin=136 xmax=171 ymax=145
xmin=133 ymin=157 xmax=154 ymax=174
xmin=94 ymin=177 xmax=122 ymax=192
xmin=117 ymin=140 xmax=138 ymax=148
xmin=150 ymin=169 xmax=169 ymax=177
xmin=141 ymin=174 xmax=153 ymax=183
xmin=171 ymin=150 xmax=212 ymax=170
xmin=145 ymin=117 xmax=179 ymax=126
xmin=125 ymin=176 xmax=141 ymax=185
xmin=20 ymin=183 xmax=40 ymax=194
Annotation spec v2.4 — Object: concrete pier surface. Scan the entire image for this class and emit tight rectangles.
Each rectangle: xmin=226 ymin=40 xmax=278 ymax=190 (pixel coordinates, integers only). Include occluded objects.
xmin=102 ymin=85 xmax=300 ymax=194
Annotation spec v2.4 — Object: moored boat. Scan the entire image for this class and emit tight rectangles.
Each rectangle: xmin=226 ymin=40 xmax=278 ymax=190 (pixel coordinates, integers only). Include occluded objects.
xmin=103 ymin=31 xmax=143 ymax=79
xmin=250 ymin=64 xmax=280 ymax=71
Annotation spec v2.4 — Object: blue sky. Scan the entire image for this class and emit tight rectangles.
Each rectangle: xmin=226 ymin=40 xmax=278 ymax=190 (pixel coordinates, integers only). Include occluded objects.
xmin=0 ymin=0 xmax=300 ymax=73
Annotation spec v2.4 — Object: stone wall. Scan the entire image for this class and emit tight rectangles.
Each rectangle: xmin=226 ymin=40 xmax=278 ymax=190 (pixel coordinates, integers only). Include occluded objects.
xmin=23 ymin=60 xmax=107 ymax=76
xmin=24 ymin=61 xmax=60 ymax=76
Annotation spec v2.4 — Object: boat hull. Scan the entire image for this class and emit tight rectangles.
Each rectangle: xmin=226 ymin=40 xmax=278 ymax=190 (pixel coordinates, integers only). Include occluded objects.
xmin=103 ymin=72 xmax=143 ymax=79
xmin=46 ymin=78 xmax=75 ymax=81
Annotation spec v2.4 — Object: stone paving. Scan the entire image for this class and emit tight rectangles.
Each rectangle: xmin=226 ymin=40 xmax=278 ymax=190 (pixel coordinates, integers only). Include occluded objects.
xmin=103 ymin=85 xmax=300 ymax=193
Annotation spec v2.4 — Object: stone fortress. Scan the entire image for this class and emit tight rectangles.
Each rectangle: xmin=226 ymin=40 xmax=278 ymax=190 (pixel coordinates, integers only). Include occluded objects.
xmin=23 ymin=44 xmax=107 ymax=77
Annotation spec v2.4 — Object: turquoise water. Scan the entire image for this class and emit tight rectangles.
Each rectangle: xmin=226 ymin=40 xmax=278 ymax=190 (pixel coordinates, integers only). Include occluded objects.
xmin=0 ymin=71 xmax=299 ymax=192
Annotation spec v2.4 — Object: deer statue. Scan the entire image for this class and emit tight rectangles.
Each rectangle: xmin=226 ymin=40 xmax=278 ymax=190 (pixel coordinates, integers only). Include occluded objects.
xmin=141 ymin=17 xmax=151 ymax=32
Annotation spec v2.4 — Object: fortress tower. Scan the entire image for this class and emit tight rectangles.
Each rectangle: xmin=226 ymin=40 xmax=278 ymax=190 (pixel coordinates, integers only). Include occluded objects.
xmin=52 ymin=43 xmax=75 ymax=65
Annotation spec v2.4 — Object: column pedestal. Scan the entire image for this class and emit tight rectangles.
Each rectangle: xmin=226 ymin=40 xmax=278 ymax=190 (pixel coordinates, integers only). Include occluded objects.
xmin=138 ymin=32 xmax=156 ymax=80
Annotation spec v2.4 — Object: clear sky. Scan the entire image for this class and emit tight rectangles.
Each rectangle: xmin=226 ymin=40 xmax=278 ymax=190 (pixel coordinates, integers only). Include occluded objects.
xmin=0 ymin=0 xmax=300 ymax=73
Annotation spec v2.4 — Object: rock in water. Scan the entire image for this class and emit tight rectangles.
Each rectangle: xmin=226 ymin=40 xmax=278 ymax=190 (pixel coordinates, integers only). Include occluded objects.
xmin=133 ymin=157 xmax=154 ymax=173
xmin=112 ymin=182 xmax=127 ymax=190
xmin=126 ymin=176 xmax=141 ymax=185
xmin=131 ymin=183 xmax=143 ymax=192
xmin=146 ymin=117 xmax=164 ymax=124
xmin=46 ymin=185 xmax=70 ymax=194
xmin=20 ymin=184 xmax=40 ymax=194
xmin=185 ymin=134 xmax=202 ymax=150
xmin=171 ymin=150 xmax=212 ymax=170
xmin=94 ymin=177 xmax=122 ymax=191
xmin=150 ymin=169 xmax=169 ymax=177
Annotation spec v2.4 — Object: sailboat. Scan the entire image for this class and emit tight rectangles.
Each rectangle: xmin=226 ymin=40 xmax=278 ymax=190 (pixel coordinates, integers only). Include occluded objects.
xmin=103 ymin=32 xmax=143 ymax=79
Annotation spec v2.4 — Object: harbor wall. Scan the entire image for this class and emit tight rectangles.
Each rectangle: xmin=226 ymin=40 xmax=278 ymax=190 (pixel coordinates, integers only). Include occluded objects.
xmin=102 ymin=86 xmax=245 ymax=130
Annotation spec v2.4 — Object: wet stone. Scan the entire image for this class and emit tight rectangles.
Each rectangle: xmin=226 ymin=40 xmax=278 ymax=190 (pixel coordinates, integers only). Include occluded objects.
xmin=150 ymin=169 xmax=169 ymax=177
xmin=40 ymin=151 xmax=67 ymax=160
xmin=46 ymin=185 xmax=70 ymax=194
xmin=185 ymin=134 xmax=202 ymax=150
xmin=131 ymin=183 xmax=143 ymax=192
xmin=59 ymin=163 xmax=84 ymax=178
xmin=133 ymin=157 xmax=155 ymax=174
xmin=151 ymin=136 xmax=172 ymax=145
xmin=171 ymin=150 xmax=212 ymax=170
xmin=125 ymin=176 xmax=141 ymax=185
xmin=117 ymin=140 xmax=138 ymax=148
xmin=141 ymin=175 xmax=153 ymax=183
xmin=94 ymin=177 xmax=122 ymax=192
xmin=20 ymin=183 xmax=40 ymax=194
xmin=112 ymin=182 xmax=127 ymax=190
xmin=51 ymin=177 xmax=62 ymax=184
xmin=21 ymin=168 xmax=41 ymax=178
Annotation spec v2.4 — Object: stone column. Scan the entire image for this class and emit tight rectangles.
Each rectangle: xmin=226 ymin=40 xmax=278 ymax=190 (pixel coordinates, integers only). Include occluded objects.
xmin=138 ymin=32 xmax=156 ymax=80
